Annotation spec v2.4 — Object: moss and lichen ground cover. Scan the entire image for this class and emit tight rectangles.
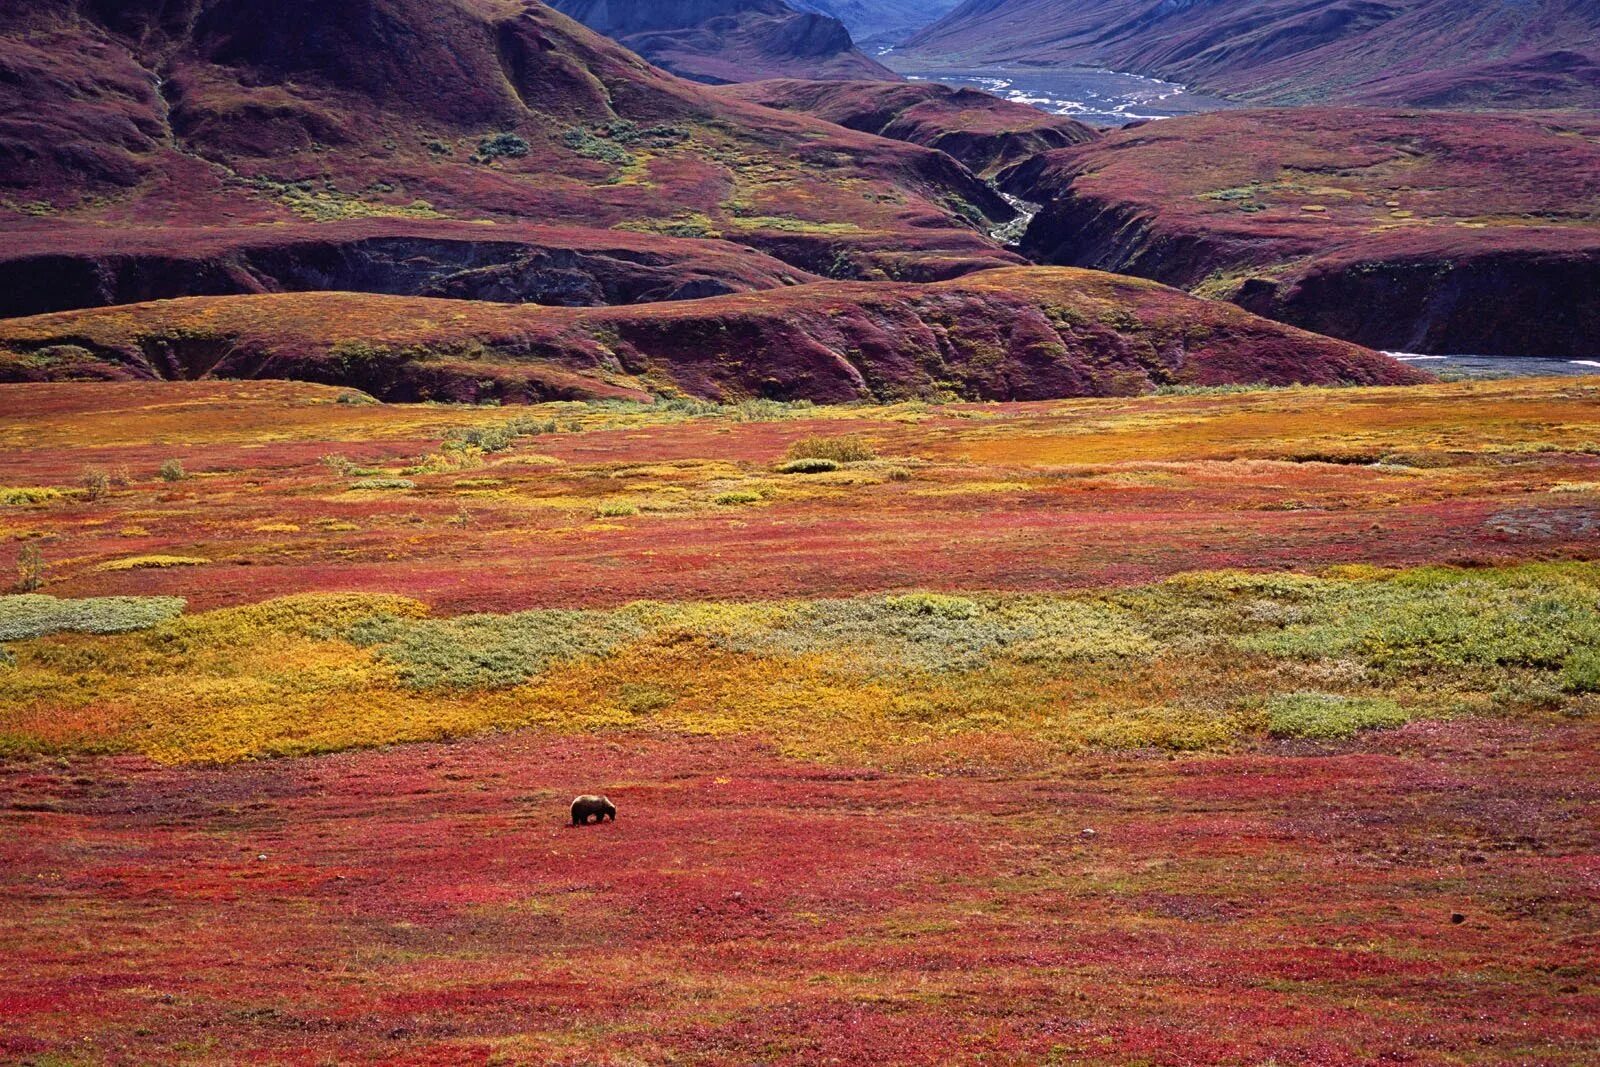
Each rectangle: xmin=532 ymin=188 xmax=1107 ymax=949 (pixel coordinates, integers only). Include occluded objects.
xmin=2 ymin=378 xmax=1598 ymax=1063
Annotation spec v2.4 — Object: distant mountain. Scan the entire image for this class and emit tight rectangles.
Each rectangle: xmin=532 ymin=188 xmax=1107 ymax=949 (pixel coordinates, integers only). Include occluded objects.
xmin=789 ymin=0 xmax=964 ymax=48
xmin=546 ymin=0 xmax=897 ymax=84
xmin=903 ymin=0 xmax=1600 ymax=108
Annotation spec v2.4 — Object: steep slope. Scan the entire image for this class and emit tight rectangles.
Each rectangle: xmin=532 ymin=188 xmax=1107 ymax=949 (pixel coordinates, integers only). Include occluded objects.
xmin=0 ymin=221 xmax=819 ymax=319
xmin=903 ymin=0 xmax=1600 ymax=109
xmin=0 ymin=268 xmax=1426 ymax=403
xmin=1004 ymin=109 xmax=1600 ymax=356
xmin=719 ymin=79 xmax=1099 ymax=178
xmin=0 ymin=0 xmax=1020 ymax=305
xmin=545 ymin=0 xmax=896 ymax=84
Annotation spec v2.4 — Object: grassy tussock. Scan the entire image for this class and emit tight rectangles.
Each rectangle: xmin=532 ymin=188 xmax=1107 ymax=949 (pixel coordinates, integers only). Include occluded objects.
xmin=2 ymin=564 xmax=1595 ymax=764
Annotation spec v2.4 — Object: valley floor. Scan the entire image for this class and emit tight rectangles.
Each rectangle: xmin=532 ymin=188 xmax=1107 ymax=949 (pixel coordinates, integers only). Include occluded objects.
xmin=3 ymin=722 xmax=1596 ymax=1065
xmin=2 ymin=378 xmax=1598 ymax=1063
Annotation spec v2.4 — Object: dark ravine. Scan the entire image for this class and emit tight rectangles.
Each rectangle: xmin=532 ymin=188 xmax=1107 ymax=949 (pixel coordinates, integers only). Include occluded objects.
xmin=1019 ymin=192 xmax=1600 ymax=356
xmin=0 ymin=222 xmax=821 ymax=319
xmin=1238 ymin=251 xmax=1600 ymax=359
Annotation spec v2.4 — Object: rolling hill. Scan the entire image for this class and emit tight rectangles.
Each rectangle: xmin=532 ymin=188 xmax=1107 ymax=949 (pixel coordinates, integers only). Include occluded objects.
xmin=0 ymin=268 xmax=1425 ymax=402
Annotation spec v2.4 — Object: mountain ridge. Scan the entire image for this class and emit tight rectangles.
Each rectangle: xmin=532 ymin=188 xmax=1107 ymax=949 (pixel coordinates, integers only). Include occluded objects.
xmin=903 ymin=0 xmax=1600 ymax=108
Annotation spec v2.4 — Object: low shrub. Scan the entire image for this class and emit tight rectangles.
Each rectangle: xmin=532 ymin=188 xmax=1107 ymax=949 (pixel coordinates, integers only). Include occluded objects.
xmin=1562 ymin=648 xmax=1600 ymax=693
xmin=1 ymin=487 xmax=60 ymax=507
xmin=349 ymin=607 xmax=648 ymax=690
xmin=777 ymin=458 xmax=839 ymax=474
xmin=80 ymin=467 xmax=110 ymax=501
xmin=14 ymin=545 xmax=44 ymax=592
xmin=884 ymin=593 xmax=981 ymax=620
xmin=0 ymin=595 xmax=186 ymax=641
xmin=1241 ymin=568 xmax=1600 ymax=671
xmin=159 ymin=459 xmax=186 ymax=482
xmin=95 ymin=555 xmax=210 ymax=572
xmin=1266 ymin=692 xmax=1408 ymax=740
xmin=349 ymin=478 xmax=416 ymax=491
xmin=444 ymin=416 xmax=553 ymax=454
xmin=713 ymin=490 xmax=763 ymax=506
xmin=475 ymin=132 xmax=529 ymax=162
xmin=786 ymin=435 xmax=876 ymax=463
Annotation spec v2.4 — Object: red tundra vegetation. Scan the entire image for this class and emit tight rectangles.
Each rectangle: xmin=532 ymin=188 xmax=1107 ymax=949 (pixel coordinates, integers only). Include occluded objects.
xmin=1 ymin=378 xmax=1598 ymax=1061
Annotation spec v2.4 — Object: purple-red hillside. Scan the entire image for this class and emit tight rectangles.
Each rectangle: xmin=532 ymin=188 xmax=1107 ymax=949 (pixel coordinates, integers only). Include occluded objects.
xmin=0 ymin=267 xmax=1427 ymax=403
xmin=1006 ymin=108 xmax=1600 ymax=356
xmin=0 ymin=0 xmax=1018 ymax=290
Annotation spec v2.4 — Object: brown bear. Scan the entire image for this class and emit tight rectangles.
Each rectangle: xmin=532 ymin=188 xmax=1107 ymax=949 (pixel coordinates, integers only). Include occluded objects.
xmin=570 ymin=794 xmax=616 ymax=826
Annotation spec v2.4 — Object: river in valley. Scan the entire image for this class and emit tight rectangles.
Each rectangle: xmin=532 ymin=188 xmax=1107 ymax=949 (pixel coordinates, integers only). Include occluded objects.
xmin=1387 ymin=354 xmax=1600 ymax=379
xmin=878 ymin=59 xmax=1599 ymax=377
xmin=880 ymin=56 xmax=1235 ymax=126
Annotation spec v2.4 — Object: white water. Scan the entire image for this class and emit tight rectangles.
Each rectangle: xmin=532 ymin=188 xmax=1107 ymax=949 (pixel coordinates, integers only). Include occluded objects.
xmin=886 ymin=63 xmax=1234 ymax=126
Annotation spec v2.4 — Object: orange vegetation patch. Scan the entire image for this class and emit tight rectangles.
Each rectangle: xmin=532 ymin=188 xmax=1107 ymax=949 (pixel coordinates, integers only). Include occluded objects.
xmin=1 ymin=377 xmax=1596 ymax=614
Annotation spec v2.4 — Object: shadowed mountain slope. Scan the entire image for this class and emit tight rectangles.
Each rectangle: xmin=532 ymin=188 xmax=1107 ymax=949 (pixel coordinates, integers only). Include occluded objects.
xmin=545 ymin=0 xmax=896 ymax=84
xmin=790 ymin=0 xmax=964 ymax=48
